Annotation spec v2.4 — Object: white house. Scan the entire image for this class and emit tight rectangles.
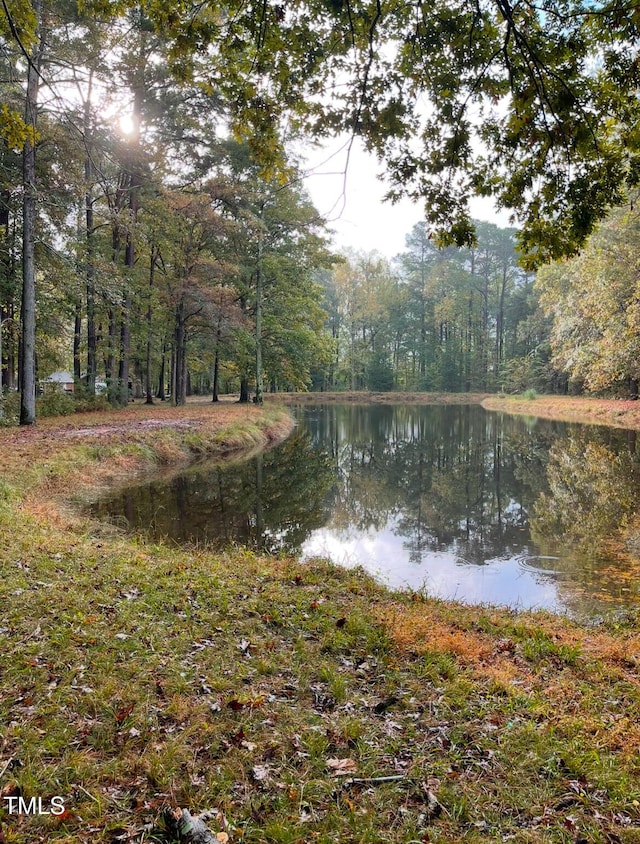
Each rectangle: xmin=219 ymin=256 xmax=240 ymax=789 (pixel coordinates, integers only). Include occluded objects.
xmin=43 ymin=371 xmax=75 ymax=392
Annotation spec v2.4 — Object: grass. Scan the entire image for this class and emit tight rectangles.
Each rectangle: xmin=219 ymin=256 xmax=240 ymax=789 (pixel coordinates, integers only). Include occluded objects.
xmin=266 ymin=391 xmax=490 ymax=405
xmin=1 ymin=401 xmax=640 ymax=842
xmin=483 ymin=393 xmax=640 ymax=431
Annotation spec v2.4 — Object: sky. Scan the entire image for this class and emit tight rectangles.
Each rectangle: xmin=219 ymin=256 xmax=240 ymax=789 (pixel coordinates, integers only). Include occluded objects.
xmin=302 ymin=136 xmax=514 ymax=259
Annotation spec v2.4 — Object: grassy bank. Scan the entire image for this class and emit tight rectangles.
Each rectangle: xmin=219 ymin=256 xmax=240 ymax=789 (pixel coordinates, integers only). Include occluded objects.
xmin=1 ymin=403 xmax=640 ymax=843
xmin=266 ymin=391 xmax=489 ymax=405
xmin=483 ymin=394 xmax=640 ymax=431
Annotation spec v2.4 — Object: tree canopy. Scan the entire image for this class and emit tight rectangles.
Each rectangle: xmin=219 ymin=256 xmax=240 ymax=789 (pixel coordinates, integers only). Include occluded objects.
xmin=4 ymin=0 xmax=640 ymax=260
xmin=537 ymin=205 xmax=640 ymax=394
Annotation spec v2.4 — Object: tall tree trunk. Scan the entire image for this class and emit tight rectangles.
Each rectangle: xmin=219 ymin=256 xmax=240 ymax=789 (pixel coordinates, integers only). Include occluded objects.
xmin=239 ymin=374 xmax=249 ymax=403
xmin=117 ymin=191 xmax=135 ymax=405
xmin=212 ymin=319 xmax=221 ymax=402
xmin=20 ymin=0 xmax=43 ymax=425
xmin=73 ymin=300 xmax=82 ymax=383
xmin=173 ymin=299 xmax=186 ymax=405
xmin=106 ymin=307 xmax=117 ymax=403
xmin=108 ymin=207 xmax=123 ymax=405
xmin=481 ymin=274 xmax=489 ymax=391
xmin=86 ymin=281 xmax=96 ymax=394
xmin=419 ymin=242 xmax=428 ymax=380
xmin=254 ymin=211 xmax=264 ymax=405
xmin=169 ymin=343 xmax=175 ymax=399
xmin=495 ymin=265 xmax=507 ymax=381
xmin=212 ymin=349 xmax=220 ymax=402
xmin=157 ymin=337 xmax=166 ymax=400
xmin=145 ymin=245 xmax=157 ymax=404
xmin=116 ymin=68 xmax=143 ymax=407
xmin=84 ymin=85 xmax=97 ymax=396
xmin=118 ymin=300 xmax=131 ymax=404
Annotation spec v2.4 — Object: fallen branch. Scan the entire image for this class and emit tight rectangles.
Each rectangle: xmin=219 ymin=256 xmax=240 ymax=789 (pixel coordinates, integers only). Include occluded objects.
xmin=342 ymin=775 xmax=407 ymax=787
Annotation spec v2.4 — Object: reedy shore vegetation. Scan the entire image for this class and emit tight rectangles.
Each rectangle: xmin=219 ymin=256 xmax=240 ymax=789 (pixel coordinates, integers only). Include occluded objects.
xmin=1 ymin=400 xmax=640 ymax=843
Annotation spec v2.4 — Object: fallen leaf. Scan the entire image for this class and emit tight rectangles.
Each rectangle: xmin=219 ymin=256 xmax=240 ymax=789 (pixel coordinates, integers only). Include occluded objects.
xmin=326 ymin=758 xmax=357 ymax=776
xmin=563 ymin=815 xmax=579 ymax=832
xmin=115 ymin=704 xmax=134 ymax=723
xmin=252 ymin=764 xmax=270 ymax=782
xmin=216 ymin=834 xmax=229 ymax=844
xmin=373 ymin=696 xmax=399 ymax=714
xmin=229 ymin=727 xmax=246 ymax=746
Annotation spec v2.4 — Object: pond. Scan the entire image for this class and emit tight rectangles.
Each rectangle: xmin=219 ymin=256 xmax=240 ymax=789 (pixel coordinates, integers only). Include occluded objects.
xmin=91 ymin=404 xmax=640 ymax=616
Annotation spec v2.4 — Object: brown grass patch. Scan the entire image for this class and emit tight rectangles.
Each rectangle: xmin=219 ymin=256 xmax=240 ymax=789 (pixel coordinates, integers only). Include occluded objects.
xmin=375 ymin=602 xmax=492 ymax=663
xmin=483 ymin=394 xmax=640 ymax=430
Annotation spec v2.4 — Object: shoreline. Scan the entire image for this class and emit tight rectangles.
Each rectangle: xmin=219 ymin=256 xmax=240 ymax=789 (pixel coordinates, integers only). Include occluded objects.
xmin=482 ymin=393 xmax=640 ymax=430
xmin=265 ymin=390 xmax=490 ymax=404
xmin=265 ymin=389 xmax=640 ymax=431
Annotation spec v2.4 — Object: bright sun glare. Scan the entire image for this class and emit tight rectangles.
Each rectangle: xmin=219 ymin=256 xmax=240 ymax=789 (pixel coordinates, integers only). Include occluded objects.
xmin=119 ymin=114 xmax=136 ymax=135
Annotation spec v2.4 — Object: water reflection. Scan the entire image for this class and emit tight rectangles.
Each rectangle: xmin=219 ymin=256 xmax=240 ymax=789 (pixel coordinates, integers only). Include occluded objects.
xmin=92 ymin=427 xmax=334 ymax=553
xmin=91 ymin=404 xmax=640 ymax=615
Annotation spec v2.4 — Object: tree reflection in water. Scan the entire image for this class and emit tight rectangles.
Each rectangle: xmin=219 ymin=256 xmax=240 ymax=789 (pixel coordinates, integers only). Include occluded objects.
xmin=92 ymin=427 xmax=334 ymax=554
xmin=93 ymin=404 xmax=640 ymax=614
xmin=302 ymin=405 xmax=640 ymax=613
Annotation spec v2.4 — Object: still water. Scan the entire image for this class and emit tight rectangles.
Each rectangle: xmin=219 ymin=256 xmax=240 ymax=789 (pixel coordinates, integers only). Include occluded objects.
xmin=91 ymin=404 xmax=640 ymax=615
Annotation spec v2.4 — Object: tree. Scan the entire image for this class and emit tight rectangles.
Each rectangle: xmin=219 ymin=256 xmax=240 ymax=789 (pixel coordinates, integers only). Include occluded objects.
xmin=536 ymin=206 xmax=640 ymax=396
xmin=396 ymin=224 xmax=440 ymax=388
xmin=154 ymin=188 xmax=233 ymax=406
xmin=220 ymin=141 xmax=333 ymax=402
xmin=16 ymin=0 xmax=43 ymax=424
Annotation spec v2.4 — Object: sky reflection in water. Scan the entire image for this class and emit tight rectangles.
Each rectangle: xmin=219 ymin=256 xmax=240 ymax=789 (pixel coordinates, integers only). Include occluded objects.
xmin=302 ymin=520 xmax=561 ymax=611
